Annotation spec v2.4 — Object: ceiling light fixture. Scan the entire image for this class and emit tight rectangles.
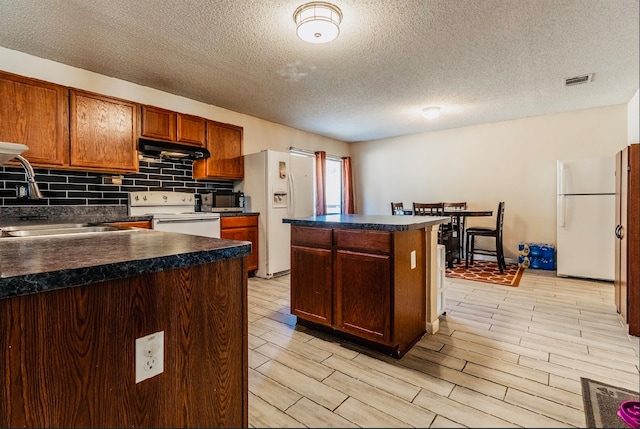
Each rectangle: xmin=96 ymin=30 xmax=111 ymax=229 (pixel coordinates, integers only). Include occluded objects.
xmin=294 ymin=2 xmax=342 ymax=44
xmin=422 ymin=106 xmax=441 ymax=120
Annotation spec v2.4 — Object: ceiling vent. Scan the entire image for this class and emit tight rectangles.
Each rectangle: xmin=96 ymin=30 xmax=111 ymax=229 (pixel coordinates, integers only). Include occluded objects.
xmin=564 ymin=74 xmax=593 ymax=87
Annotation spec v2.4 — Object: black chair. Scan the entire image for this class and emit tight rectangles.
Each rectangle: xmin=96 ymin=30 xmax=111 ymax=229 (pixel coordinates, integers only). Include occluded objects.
xmin=413 ymin=202 xmax=457 ymax=268
xmin=391 ymin=202 xmax=404 ymax=215
xmin=465 ymin=201 xmax=506 ymax=273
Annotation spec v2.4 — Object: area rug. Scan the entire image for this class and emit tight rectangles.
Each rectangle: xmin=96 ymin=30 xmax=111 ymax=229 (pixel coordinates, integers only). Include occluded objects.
xmin=581 ymin=377 xmax=639 ymax=428
xmin=445 ymin=260 xmax=524 ymax=287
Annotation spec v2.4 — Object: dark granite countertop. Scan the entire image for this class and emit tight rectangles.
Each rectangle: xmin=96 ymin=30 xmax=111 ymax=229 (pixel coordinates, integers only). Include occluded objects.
xmin=219 ymin=212 xmax=260 ymax=217
xmin=0 ymin=229 xmax=250 ymax=300
xmin=283 ymin=214 xmax=450 ymax=231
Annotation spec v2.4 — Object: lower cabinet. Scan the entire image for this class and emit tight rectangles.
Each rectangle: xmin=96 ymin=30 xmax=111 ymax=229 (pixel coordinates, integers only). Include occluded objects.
xmin=0 ymin=259 xmax=247 ymax=427
xmin=290 ymin=225 xmax=426 ymax=358
xmin=107 ymin=220 xmax=152 ymax=229
xmin=291 ymin=227 xmax=333 ymax=327
xmin=221 ymin=215 xmax=258 ymax=274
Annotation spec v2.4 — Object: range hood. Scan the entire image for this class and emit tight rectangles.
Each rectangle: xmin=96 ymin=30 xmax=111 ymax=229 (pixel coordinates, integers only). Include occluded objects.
xmin=138 ymin=138 xmax=210 ymax=160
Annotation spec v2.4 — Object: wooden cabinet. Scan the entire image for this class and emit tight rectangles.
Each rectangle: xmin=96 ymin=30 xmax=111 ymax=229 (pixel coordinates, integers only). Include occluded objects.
xmin=290 ymin=225 xmax=426 ymax=357
xmin=0 ymin=70 xmax=68 ymax=168
xmin=107 ymin=220 xmax=152 ymax=229
xmin=335 ymin=230 xmax=392 ymax=343
xmin=70 ymin=90 xmax=138 ymax=173
xmin=290 ymin=226 xmax=333 ymax=327
xmin=615 ymin=143 xmax=639 ymax=337
xmin=140 ymin=105 xmax=206 ymax=147
xmin=193 ymin=120 xmax=244 ymax=180
xmin=221 ymin=215 xmax=259 ymax=274
xmin=0 ymin=259 xmax=247 ymax=427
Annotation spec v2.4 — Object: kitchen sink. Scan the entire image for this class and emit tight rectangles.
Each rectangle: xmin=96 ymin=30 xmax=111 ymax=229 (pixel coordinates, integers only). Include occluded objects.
xmin=0 ymin=223 xmax=132 ymax=238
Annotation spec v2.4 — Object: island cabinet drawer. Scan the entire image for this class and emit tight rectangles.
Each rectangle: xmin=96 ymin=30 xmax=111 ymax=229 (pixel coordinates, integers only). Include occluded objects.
xmin=221 ymin=215 xmax=258 ymax=229
xmin=335 ymin=229 xmax=391 ymax=254
xmin=291 ymin=226 xmax=332 ymax=248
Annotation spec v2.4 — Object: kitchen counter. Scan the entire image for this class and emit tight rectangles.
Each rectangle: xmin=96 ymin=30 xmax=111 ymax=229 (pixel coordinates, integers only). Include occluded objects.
xmin=283 ymin=214 xmax=449 ymax=356
xmin=0 ymin=221 xmax=250 ymax=427
xmin=219 ymin=211 xmax=260 ymax=217
xmin=283 ymin=214 xmax=448 ymax=231
xmin=0 ymin=228 xmax=250 ymax=300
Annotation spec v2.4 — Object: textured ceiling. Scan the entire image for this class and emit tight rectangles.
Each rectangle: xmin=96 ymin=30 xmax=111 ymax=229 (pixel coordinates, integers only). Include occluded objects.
xmin=0 ymin=0 xmax=638 ymax=143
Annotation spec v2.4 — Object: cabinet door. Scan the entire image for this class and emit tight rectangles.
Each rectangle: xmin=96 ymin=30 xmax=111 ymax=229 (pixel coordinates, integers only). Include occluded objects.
xmin=193 ymin=120 xmax=243 ymax=180
xmin=140 ymin=105 xmax=176 ymax=141
xmin=626 ymin=144 xmax=640 ymax=337
xmin=0 ymin=71 xmax=67 ymax=167
xmin=107 ymin=221 xmax=152 ymax=229
xmin=177 ymin=114 xmax=206 ymax=147
xmin=70 ymin=90 xmax=138 ymax=173
xmin=615 ymin=148 xmax=627 ymax=317
xmin=290 ymin=245 xmax=333 ymax=327
xmin=335 ymin=249 xmax=391 ymax=342
xmin=221 ymin=226 xmax=259 ymax=272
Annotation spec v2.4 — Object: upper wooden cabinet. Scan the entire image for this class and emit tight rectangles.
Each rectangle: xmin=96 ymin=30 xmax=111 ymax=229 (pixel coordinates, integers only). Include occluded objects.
xmin=70 ymin=90 xmax=138 ymax=173
xmin=140 ymin=105 xmax=205 ymax=147
xmin=0 ymin=71 xmax=68 ymax=168
xmin=193 ymin=120 xmax=244 ymax=180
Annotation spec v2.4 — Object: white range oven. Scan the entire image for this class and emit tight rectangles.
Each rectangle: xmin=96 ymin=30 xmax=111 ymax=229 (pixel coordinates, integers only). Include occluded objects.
xmin=128 ymin=191 xmax=221 ymax=238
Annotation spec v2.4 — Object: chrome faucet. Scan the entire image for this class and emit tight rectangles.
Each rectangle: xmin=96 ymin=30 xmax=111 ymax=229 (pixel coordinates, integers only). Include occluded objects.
xmin=14 ymin=155 xmax=43 ymax=199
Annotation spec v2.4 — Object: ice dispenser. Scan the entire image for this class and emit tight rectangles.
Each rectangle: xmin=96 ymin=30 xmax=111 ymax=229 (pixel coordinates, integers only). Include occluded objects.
xmin=272 ymin=184 xmax=288 ymax=208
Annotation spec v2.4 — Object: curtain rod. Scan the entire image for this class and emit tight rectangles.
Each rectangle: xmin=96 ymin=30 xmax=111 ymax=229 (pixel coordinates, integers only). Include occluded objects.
xmin=288 ymin=146 xmax=344 ymax=161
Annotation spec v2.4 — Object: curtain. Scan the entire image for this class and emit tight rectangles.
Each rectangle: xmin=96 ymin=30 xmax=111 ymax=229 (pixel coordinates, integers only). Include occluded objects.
xmin=341 ymin=156 xmax=355 ymax=214
xmin=315 ymin=151 xmax=326 ymax=216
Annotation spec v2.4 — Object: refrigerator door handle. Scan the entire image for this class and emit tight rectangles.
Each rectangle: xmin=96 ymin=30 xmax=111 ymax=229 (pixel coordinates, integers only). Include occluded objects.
xmin=558 ymin=161 xmax=564 ymax=195
xmin=287 ymin=167 xmax=294 ymax=218
xmin=559 ymin=195 xmax=566 ymax=228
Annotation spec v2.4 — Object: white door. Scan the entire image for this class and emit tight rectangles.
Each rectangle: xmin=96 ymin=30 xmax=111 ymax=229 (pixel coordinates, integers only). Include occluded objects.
xmin=557 ymin=157 xmax=615 ymax=195
xmin=266 ymin=151 xmax=292 ymax=277
xmin=557 ymin=194 xmax=615 ymax=281
xmin=289 ymin=154 xmax=315 ymax=218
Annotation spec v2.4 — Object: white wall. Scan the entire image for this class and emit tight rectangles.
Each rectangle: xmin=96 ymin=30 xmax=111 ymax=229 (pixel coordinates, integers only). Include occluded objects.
xmin=1 ymin=47 xmax=633 ymax=261
xmin=628 ymin=89 xmax=639 ymax=144
xmin=351 ymin=106 xmax=627 ymax=259
xmin=0 ymin=47 xmax=350 ymax=159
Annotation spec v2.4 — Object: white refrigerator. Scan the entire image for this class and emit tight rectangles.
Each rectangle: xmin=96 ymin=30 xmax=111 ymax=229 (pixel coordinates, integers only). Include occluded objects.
xmin=556 ymin=156 xmax=615 ymax=281
xmin=241 ymin=150 xmax=315 ymax=279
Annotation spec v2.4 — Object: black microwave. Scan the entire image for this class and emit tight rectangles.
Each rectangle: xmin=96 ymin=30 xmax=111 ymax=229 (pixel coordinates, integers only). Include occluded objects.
xmin=200 ymin=190 xmax=244 ymax=212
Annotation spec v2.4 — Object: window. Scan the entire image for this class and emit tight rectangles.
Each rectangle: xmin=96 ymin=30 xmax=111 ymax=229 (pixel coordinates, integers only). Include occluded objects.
xmin=325 ymin=158 xmax=342 ymax=214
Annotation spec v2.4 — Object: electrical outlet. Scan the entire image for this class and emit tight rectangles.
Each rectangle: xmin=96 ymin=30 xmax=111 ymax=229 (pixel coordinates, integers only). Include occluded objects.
xmin=135 ymin=331 xmax=164 ymax=383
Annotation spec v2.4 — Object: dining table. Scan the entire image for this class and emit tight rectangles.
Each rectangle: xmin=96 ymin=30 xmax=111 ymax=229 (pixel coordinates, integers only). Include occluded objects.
xmin=442 ymin=208 xmax=493 ymax=263
xmin=402 ymin=207 xmax=494 ymax=262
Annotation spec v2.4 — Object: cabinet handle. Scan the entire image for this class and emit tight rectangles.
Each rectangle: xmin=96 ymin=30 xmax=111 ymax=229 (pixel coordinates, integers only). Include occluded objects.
xmin=615 ymin=224 xmax=624 ymax=239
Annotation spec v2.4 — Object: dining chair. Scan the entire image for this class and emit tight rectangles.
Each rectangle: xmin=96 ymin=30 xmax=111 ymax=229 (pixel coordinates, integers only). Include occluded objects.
xmin=444 ymin=201 xmax=467 ymax=263
xmin=465 ymin=201 xmax=506 ymax=273
xmin=412 ymin=202 xmax=443 ymax=216
xmin=413 ymin=202 xmax=457 ymax=268
xmin=391 ymin=202 xmax=404 ymax=215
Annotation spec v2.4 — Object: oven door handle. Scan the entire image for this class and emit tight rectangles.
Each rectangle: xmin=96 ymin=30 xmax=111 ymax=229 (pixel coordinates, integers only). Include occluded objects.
xmin=155 ymin=218 xmax=220 ymax=224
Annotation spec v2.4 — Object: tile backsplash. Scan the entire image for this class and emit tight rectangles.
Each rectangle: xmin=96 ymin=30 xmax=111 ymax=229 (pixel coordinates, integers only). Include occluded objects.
xmin=0 ymin=158 xmax=233 ymax=207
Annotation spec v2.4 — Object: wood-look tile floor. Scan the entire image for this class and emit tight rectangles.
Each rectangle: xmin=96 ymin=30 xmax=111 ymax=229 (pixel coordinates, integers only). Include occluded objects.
xmin=247 ymin=270 xmax=639 ymax=428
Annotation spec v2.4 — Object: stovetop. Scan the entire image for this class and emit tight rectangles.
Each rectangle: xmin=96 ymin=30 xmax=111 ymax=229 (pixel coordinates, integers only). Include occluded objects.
xmin=128 ymin=191 xmax=219 ymax=218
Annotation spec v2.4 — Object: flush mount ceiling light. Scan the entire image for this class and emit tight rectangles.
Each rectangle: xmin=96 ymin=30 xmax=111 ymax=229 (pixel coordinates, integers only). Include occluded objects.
xmin=294 ymin=2 xmax=342 ymax=44
xmin=422 ymin=106 xmax=441 ymax=120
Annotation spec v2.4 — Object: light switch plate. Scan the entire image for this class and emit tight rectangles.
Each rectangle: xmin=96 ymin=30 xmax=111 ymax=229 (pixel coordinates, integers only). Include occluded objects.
xmin=411 ymin=250 xmax=416 ymax=269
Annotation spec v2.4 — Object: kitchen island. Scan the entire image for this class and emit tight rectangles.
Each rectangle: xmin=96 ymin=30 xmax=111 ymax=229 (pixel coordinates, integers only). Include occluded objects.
xmin=0 ymin=227 xmax=250 ymax=427
xmin=283 ymin=214 xmax=449 ymax=358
